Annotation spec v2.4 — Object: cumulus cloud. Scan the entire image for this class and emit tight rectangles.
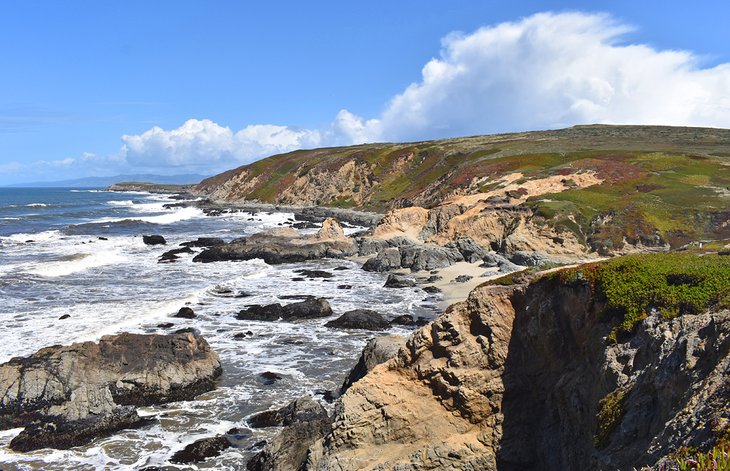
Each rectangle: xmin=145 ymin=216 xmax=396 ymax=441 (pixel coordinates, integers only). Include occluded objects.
xmin=67 ymin=11 xmax=730 ymax=177
xmin=121 ymin=119 xmax=321 ymax=169
xmin=338 ymin=11 xmax=730 ymax=142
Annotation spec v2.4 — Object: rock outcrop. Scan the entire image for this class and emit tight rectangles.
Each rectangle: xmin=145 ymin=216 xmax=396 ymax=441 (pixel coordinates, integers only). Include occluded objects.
xmin=193 ymin=218 xmax=355 ymax=264
xmin=0 ymin=332 xmax=221 ymax=451
xmin=259 ymin=270 xmax=729 ymax=470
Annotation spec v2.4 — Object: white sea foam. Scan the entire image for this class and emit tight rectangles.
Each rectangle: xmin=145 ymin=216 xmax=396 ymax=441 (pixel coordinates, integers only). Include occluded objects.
xmin=6 ymin=229 xmax=63 ymax=243
xmin=90 ymin=206 xmax=204 ymax=225
xmin=26 ymin=250 xmax=128 ymax=277
xmin=25 ymin=203 xmax=48 ymax=207
xmin=104 ymin=199 xmax=135 ymax=206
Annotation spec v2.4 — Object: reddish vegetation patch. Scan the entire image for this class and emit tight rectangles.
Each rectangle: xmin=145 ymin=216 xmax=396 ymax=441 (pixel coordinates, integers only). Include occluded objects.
xmin=574 ymin=157 xmax=645 ymax=184
xmin=450 ymin=160 xmax=520 ymax=188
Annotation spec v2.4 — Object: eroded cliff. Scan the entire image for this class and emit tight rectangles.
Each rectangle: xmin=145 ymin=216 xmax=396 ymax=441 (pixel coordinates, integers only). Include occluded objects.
xmin=299 ymin=254 xmax=730 ymax=470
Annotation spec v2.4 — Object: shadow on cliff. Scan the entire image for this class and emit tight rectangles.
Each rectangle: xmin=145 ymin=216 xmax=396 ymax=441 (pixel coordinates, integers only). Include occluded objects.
xmin=496 ymin=277 xmax=730 ymax=471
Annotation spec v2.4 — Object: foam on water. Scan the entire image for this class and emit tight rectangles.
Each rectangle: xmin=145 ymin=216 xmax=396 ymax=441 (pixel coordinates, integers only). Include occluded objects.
xmin=0 ymin=190 xmax=441 ymax=470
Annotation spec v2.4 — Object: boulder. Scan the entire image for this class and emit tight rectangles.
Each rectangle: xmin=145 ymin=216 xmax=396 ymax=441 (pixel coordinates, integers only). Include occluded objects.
xmin=143 ymin=235 xmax=166 ymax=245
xmin=508 ymin=251 xmax=551 ymax=267
xmin=446 ymin=238 xmax=491 ymax=263
xmin=248 ymin=396 xmax=327 ymax=429
xmin=294 ymin=269 xmax=334 ymax=279
xmin=0 ymin=332 xmax=221 ymax=451
xmin=174 ymin=307 xmax=196 ymax=319
xmin=400 ymin=245 xmax=463 ymax=271
xmin=237 ymin=304 xmax=284 ymax=322
xmin=170 ymin=435 xmax=232 ymax=464
xmin=236 ymin=298 xmax=333 ymax=322
xmin=158 ymin=246 xmax=194 ymax=263
xmin=180 ymin=237 xmax=225 ymax=248
xmin=325 ymin=310 xmax=390 ymax=331
xmin=282 ymin=298 xmax=333 ymax=320
xmin=362 ymin=247 xmax=402 ymax=272
xmin=454 ymin=275 xmax=473 ymax=283
xmin=384 ymin=274 xmax=416 ymax=288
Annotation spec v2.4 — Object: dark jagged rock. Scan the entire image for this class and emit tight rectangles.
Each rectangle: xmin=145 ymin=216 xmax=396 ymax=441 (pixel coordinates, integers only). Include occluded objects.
xmin=10 ymin=407 xmax=155 ymax=452
xmin=400 ymin=244 xmax=463 ymax=271
xmin=158 ymin=246 xmax=194 ymax=263
xmin=0 ymin=332 xmax=221 ymax=451
xmin=337 ymin=284 xmax=353 ymax=290
xmin=237 ymin=304 xmax=284 ymax=321
xmin=142 ymin=235 xmax=166 ymax=245
xmin=445 ymin=238 xmax=491 ymax=263
xmin=508 ymin=251 xmax=551 ymax=266
xmin=180 ymin=237 xmax=225 ymax=248
xmin=339 ymin=336 xmax=406 ymax=395
xmin=362 ymin=247 xmax=402 ymax=272
xmin=258 ymin=372 xmax=283 ymax=385
xmin=325 ymin=310 xmax=390 ymax=331
xmin=390 ymin=315 xmax=416 ymax=326
xmin=157 ymin=322 xmax=175 ymax=329
xmin=248 ymin=397 xmax=327 ymax=429
xmin=294 ymin=269 xmax=334 ymax=279
xmin=174 ymin=307 xmax=196 ymax=319
xmin=58 ymin=314 xmax=71 ymax=320
xmin=170 ymin=435 xmax=232 ymax=464
xmin=238 ymin=298 xmax=332 ymax=321
xmin=193 ymin=220 xmax=355 ymax=264
xmin=454 ymin=275 xmax=473 ymax=283
xmin=246 ymin=398 xmax=332 ymax=471
xmin=281 ymin=298 xmax=333 ymax=320
xmin=422 ymin=286 xmax=442 ymax=294
xmin=384 ymin=274 xmax=416 ymax=288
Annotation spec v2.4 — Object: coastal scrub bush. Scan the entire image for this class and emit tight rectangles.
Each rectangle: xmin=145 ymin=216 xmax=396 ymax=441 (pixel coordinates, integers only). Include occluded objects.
xmin=555 ymin=253 xmax=730 ymax=342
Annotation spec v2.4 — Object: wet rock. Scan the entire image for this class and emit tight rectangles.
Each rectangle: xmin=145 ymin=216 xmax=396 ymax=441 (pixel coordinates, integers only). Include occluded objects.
xmin=248 ymin=396 xmax=327 ymax=429
xmin=337 ymin=284 xmax=353 ymax=290
xmin=246 ymin=397 xmax=332 ymax=471
xmin=384 ymin=274 xmax=416 ymax=288
xmin=294 ymin=269 xmax=334 ymax=279
xmin=0 ymin=332 xmax=221 ymax=451
xmin=325 ymin=310 xmax=390 ymax=331
xmin=158 ymin=246 xmax=194 ymax=263
xmin=142 ymin=235 xmax=166 ymax=246
xmin=426 ymin=274 xmax=443 ymax=282
xmin=333 ymin=266 xmax=350 ymax=271
xmin=281 ymin=298 xmax=333 ymax=320
xmin=258 ymin=372 xmax=283 ymax=385
xmin=58 ymin=314 xmax=71 ymax=320
xmin=170 ymin=435 xmax=232 ymax=464
xmin=174 ymin=307 xmax=196 ymax=319
xmin=180 ymin=237 xmax=226 ymax=248
xmin=422 ymin=286 xmax=442 ymax=294
xmin=390 ymin=315 xmax=416 ymax=326
xmin=193 ymin=220 xmax=355 ymax=264
xmin=237 ymin=304 xmax=284 ymax=322
xmin=157 ymin=322 xmax=175 ymax=329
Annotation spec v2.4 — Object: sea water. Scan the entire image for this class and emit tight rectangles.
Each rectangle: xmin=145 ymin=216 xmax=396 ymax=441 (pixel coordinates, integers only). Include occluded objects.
xmin=0 ymin=188 xmax=438 ymax=470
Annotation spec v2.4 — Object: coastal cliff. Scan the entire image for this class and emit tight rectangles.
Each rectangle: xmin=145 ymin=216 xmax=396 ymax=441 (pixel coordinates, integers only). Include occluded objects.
xmin=195 ymin=125 xmax=730 ymax=259
xmin=254 ymin=253 xmax=730 ymax=470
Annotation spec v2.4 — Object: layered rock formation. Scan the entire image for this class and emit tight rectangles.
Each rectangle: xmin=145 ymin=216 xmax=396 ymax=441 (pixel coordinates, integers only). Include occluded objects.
xmin=0 ymin=332 xmax=221 ymax=451
xmin=256 ymin=267 xmax=729 ymax=470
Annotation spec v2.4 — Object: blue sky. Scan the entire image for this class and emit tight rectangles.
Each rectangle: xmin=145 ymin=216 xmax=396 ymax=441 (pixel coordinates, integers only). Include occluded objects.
xmin=2 ymin=1 xmax=730 ymax=184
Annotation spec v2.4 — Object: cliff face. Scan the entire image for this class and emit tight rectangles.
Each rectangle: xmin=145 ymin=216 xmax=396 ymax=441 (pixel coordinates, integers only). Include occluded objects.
xmin=306 ymin=275 xmax=730 ymax=470
xmin=196 ymin=125 xmax=730 ymax=255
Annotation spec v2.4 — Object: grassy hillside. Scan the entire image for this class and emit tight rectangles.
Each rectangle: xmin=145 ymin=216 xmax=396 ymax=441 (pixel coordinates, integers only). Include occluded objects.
xmin=197 ymin=125 xmax=730 ymax=250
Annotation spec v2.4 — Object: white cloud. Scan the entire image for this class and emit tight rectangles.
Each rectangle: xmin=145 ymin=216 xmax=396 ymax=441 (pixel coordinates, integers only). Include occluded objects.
xmin=38 ymin=10 xmax=730 ymax=180
xmin=121 ymin=119 xmax=321 ymax=169
xmin=338 ymin=11 xmax=730 ymax=142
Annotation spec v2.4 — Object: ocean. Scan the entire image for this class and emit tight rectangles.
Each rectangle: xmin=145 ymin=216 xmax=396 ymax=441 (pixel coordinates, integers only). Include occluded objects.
xmin=0 ymin=188 xmax=437 ymax=470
